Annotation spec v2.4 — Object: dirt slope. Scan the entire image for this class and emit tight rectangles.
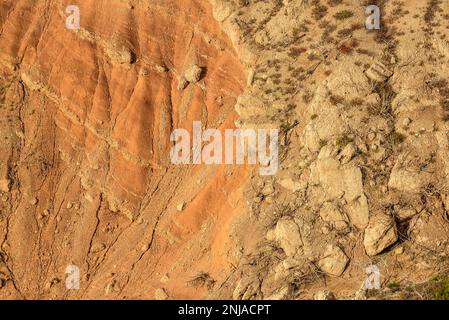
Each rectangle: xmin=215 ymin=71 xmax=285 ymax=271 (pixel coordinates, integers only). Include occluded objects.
xmin=0 ymin=0 xmax=249 ymax=299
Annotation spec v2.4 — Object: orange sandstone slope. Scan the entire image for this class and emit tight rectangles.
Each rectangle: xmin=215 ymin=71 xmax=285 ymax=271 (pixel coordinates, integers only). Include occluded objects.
xmin=0 ymin=0 xmax=251 ymax=299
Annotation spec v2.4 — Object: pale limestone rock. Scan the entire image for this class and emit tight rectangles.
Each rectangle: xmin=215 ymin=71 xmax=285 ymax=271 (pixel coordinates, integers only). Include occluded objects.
xmin=310 ymin=158 xmax=369 ymax=228
xmin=104 ymin=41 xmax=135 ymax=65
xmin=319 ymin=202 xmax=349 ymax=231
xmin=155 ymin=288 xmax=169 ymax=300
xmin=388 ymin=157 xmax=432 ymax=193
xmin=177 ymin=76 xmax=188 ymax=90
xmin=395 ymin=207 xmax=417 ymax=221
xmin=409 ymin=214 xmax=449 ymax=251
xmin=266 ymin=229 xmax=275 ymax=241
xmin=317 ymin=245 xmax=349 ymax=276
xmin=184 ymin=65 xmax=203 ymax=83
xmin=402 ymin=117 xmax=411 ymax=127
xmin=314 ymin=289 xmax=335 ymax=300
xmin=364 ymin=214 xmax=397 ymax=256
xmin=155 ymin=64 xmax=168 ymax=73
xmin=211 ymin=0 xmax=233 ymax=22
xmin=160 ymin=274 xmax=170 ymax=283
xmin=177 ymin=202 xmax=185 ymax=212
xmin=278 ymin=177 xmax=303 ymax=192
xmin=0 ymin=179 xmax=10 ymax=193
xmin=365 ymin=61 xmax=393 ymax=82
xmin=234 ymin=93 xmax=274 ymax=119
xmin=261 ymin=182 xmax=274 ymax=196
xmin=338 ymin=143 xmax=357 ymax=164
xmin=326 ymin=61 xmax=372 ymax=100
xmin=0 ymin=163 xmax=10 ymax=193
xmin=273 ymin=218 xmax=303 ymax=257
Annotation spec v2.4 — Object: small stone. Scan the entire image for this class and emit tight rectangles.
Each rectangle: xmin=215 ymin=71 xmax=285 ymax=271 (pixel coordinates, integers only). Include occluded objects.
xmin=338 ymin=143 xmax=357 ymax=164
xmin=278 ymin=178 xmax=302 ymax=192
xmin=177 ymin=76 xmax=188 ymax=91
xmin=321 ymin=226 xmax=330 ymax=234
xmin=139 ymin=68 xmax=149 ymax=76
xmin=155 ymin=288 xmax=169 ymax=300
xmin=365 ymin=61 xmax=393 ymax=83
xmin=155 ymin=64 xmax=168 ymax=73
xmin=216 ymin=96 xmax=224 ymax=107
xmin=0 ymin=179 xmax=10 ymax=193
xmin=184 ymin=65 xmax=203 ymax=83
xmin=261 ymin=182 xmax=275 ymax=195
xmin=177 ymin=203 xmax=185 ymax=212
xmin=402 ymin=118 xmax=411 ymax=127
xmin=91 ymin=243 xmax=106 ymax=253
xmin=314 ymin=289 xmax=335 ymax=300
xmin=30 ymin=197 xmax=38 ymax=206
xmin=358 ymin=142 xmax=368 ymax=154
xmin=1 ymin=194 xmax=8 ymax=202
xmin=66 ymin=202 xmax=73 ymax=209
xmin=394 ymin=246 xmax=404 ymax=255
xmin=367 ymin=132 xmax=376 ymax=141
xmin=396 ymin=207 xmax=417 ymax=221
xmin=266 ymin=229 xmax=275 ymax=241
xmin=160 ymin=274 xmax=170 ymax=283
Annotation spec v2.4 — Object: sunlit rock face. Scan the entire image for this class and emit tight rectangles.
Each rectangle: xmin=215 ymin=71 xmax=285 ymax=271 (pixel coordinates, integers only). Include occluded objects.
xmin=0 ymin=0 xmax=247 ymax=299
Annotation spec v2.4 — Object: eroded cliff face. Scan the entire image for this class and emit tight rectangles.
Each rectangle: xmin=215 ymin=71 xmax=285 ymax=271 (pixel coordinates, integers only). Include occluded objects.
xmin=0 ymin=0 xmax=250 ymax=299
xmin=1 ymin=0 xmax=449 ymax=301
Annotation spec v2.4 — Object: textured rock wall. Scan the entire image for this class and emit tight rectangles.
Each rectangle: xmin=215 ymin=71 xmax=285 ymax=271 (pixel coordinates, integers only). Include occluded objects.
xmin=0 ymin=0 xmax=248 ymax=299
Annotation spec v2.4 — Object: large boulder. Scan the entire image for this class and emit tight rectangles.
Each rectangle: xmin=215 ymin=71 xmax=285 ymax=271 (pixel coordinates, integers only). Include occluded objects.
xmin=317 ymin=245 xmax=349 ymax=276
xmin=268 ymin=218 xmax=303 ymax=257
xmin=310 ymin=157 xmax=369 ymax=228
xmin=388 ymin=154 xmax=434 ymax=193
xmin=364 ymin=214 xmax=397 ymax=256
